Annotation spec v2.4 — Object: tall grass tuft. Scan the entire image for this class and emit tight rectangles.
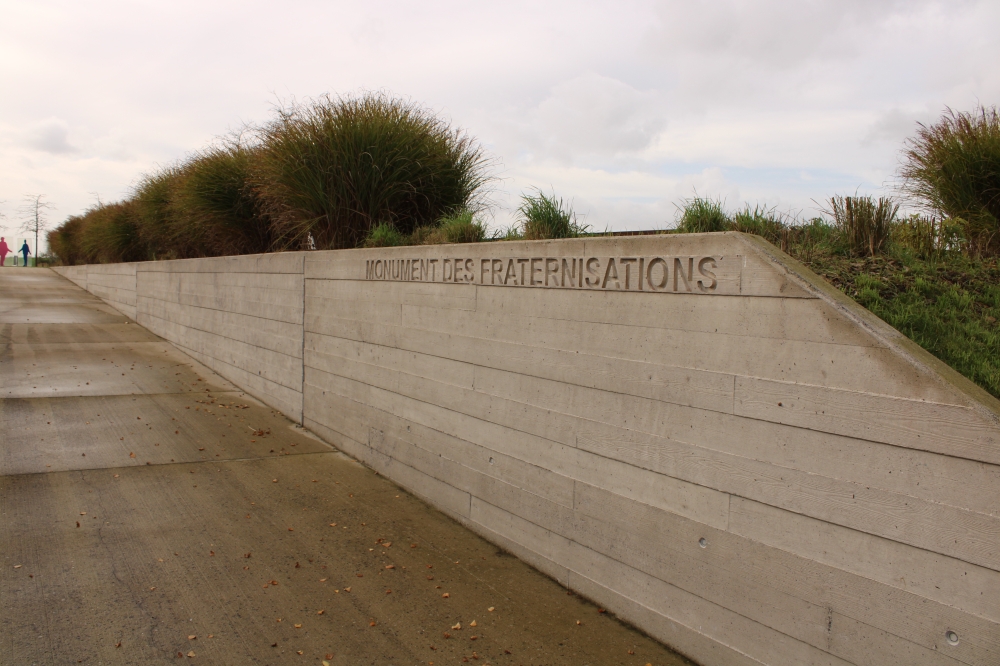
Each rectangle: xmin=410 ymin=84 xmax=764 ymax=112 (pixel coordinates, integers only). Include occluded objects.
xmin=47 ymin=215 xmax=87 ymax=266
xmin=172 ymin=141 xmax=273 ymax=256
xmin=676 ymin=196 xmax=729 ymax=233
xmin=827 ymin=195 xmax=898 ymax=257
xmin=901 ymin=105 xmax=1000 ymax=254
xmin=518 ymin=189 xmax=586 ymax=240
xmin=730 ymin=204 xmax=785 ymax=244
xmin=363 ymin=222 xmax=407 ymax=248
xmin=76 ymin=202 xmax=146 ymax=264
xmin=254 ymin=93 xmax=493 ymax=250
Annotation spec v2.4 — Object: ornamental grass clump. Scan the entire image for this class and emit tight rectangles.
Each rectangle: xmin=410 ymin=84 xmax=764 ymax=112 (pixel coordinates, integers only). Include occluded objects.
xmin=518 ymin=189 xmax=586 ymax=240
xmin=676 ymin=196 xmax=729 ymax=233
xmin=171 ymin=142 xmax=274 ymax=256
xmin=254 ymin=93 xmax=492 ymax=250
xmin=827 ymin=195 xmax=898 ymax=257
xmin=901 ymin=105 xmax=1000 ymax=255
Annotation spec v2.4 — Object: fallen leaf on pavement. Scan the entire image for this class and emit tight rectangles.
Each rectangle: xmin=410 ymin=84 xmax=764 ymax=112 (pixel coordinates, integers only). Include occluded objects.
xmin=452 ymin=622 xmax=461 ymax=630
xmin=269 ymin=580 xmax=278 ymax=585
xmin=442 ymin=593 xmax=450 ymax=598
xmin=385 ymin=565 xmax=394 ymax=569
xmin=470 ymin=620 xmax=477 ymax=627
xmin=187 ymin=651 xmax=195 ymax=658
xmin=487 ymin=607 xmax=494 ymax=612
xmin=188 ymin=635 xmax=196 ymax=640
xmin=319 ymin=578 xmax=327 ymax=582
xmin=115 ymin=641 xmax=121 ymax=648
xmin=294 ymin=624 xmax=302 ymax=628
xmin=317 ymin=610 xmax=325 ymax=615
xmin=129 ymin=452 xmax=136 ymax=458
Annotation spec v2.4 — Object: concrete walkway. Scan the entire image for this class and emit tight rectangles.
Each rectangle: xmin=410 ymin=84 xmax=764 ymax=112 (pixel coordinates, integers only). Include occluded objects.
xmin=0 ymin=268 xmax=689 ymax=666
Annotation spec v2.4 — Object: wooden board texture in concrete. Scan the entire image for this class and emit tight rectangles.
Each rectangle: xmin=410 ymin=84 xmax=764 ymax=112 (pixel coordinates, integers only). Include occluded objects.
xmin=53 ymin=232 xmax=1000 ymax=665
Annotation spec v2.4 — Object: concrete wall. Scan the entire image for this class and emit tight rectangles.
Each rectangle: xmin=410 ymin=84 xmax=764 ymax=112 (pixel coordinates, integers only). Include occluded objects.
xmin=136 ymin=253 xmax=306 ymax=421
xmin=54 ymin=233 xmax=1000 ymax=666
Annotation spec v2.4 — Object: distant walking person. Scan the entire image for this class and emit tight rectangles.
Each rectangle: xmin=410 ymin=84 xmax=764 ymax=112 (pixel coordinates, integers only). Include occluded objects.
xmin=20 ymin=240 xmax=30 ymax=267
xmin=0 ymin=237 xmax=8 ymax=266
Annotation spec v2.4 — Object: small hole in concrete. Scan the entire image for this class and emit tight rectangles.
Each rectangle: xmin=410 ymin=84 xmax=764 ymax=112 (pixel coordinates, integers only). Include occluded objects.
xmin=698 ymin=538 xmax=707 ymax=548
xmin=946 ymin=631 xmax=959 ymax=646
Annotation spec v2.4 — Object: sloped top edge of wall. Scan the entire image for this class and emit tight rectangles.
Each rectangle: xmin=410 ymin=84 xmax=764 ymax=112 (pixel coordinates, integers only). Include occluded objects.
xmin=732 ymin=232 xmax=1000 ymax=425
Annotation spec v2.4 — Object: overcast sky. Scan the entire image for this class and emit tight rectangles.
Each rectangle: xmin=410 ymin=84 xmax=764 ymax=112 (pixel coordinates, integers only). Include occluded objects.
xmin=1 ymin=0 xmax=998 ymax=250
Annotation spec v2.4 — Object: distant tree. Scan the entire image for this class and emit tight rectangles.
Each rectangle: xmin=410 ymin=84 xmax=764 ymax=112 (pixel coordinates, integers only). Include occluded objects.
xmin=19 ymin=194 xmax=55 ymax=264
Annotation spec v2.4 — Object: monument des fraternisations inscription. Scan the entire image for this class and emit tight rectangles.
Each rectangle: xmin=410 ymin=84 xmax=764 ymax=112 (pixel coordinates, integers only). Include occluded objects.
xmin=57 ymin=232 xmax=1000 ymax=666
xmin=365 ymin=254 xmax=725 ymax=293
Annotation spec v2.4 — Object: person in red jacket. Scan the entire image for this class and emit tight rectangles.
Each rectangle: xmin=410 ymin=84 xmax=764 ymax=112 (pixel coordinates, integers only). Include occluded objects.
xmin=0 ymin=237 xmax=9 ymax=266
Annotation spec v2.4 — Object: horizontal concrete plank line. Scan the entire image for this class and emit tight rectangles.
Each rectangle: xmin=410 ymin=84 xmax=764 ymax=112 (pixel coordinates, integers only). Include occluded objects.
xmin=475 ymin=284 xmax=878 ymax=346
xmin=302 ymin=331 xmax=1000 ymax=518
xmin=307 ymin=390 xmax=575 ymax=508
xmin=570 ymin=483 xmax=999 ymax=663
xmin=736 ymin=376 xmax=1000 ymax=465
xmin=172 ymin=347 xmax=302 ymax=421
xmin=141 ymin=313 xmax=302 ymax=378
xmin=304 ymin=329 xmax=736 ymax=414
xmin=470 ymin=475 xmax=995 ymax=664
xmin=138 ymin=300 xmax=303 ymax=358
xmin=138 ymin=296 xmax=303 ymax=328
xmin=728 ymin=496 xmax=1000 ymax=623
xmin=396 ymin=303 xmax=957 ymax=402
xmin=303 ymin=419 xmax=473 ymax=520
xmin=305 ymin=301 xmax=954 ymax=403
xmin=469 ymin=498 xmax=853 ymax=666
xmin=308 ymin=277 xmax=854 ymax=346
xmin=140 ymin=311 xmax=303 ymax=365
xmin=471 ymin=364 xmax=1000 ymax=570
xmin=167 ymin=336 xmax=302 ymax=390
xmin=461 ymin=506 xmax=760 ymax=666
xmin=304 ymin=373 xmax=731 ymax=528
xmin=140 ymin=286 xmax=303 ymax=312
xmin=304 ymin=358 xmax=1000 ymax=571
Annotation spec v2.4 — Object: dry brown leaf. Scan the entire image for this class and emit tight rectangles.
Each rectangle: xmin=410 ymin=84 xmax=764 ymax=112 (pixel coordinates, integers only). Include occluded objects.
xmin=487 ymin=607 xmax=494 ymax=612
xmin=149 ymin=586 xmax=156 ymax=591
xmin=451 ymin=622 xmax=461 ymax=630
xmin=317 ymin=609 xmax=325 ymax=615
xmin=115 ymin=640 xmax=121 ymax=648
xmin=344 ymin=587 xmax=351 ymax=592
xmin=188 ymin=635 xmax=196 ymax=640
xmin=442 ymin=593 xmax=450 ymax=598
xmin=79 ymin=512 xmax=86 ymax=516
xmin=272 ymin=479 xmax=278 ymax=483
xmin=207 ymin=634 xmax=213 ymax=638
xmin=329 ymin=523 xmax=337 ymax=527
xmin=129 ymin=452 xmax=136 ymax=458
xmin=369 ymin=621 xmax=376 ymax=627
xmin=469 ymin=620 xmax=477 ymax=627
xmin=294 ymin=624 xmax=302 ymax=628
xmin=576 ymin=620 xmax=582 ymax=625
xmin=323 ymin=661 xmax=331 ymax=666
xmin=187 ymin=651 xmax=195 ymax=658
xmin=470 ymin=635 xmax=478 ymax=640
xmin=319 ymin=578 xmax=328 ymax=582
xmin=382 ymin=542 xmax=391 ymax=548
xmin=385 ymin=565 xmax=394 ymax=570
xmin=270 ymin=580 xmax=278 ymax=585
xmin=13 ymin=565 xmax=21 ymax=569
